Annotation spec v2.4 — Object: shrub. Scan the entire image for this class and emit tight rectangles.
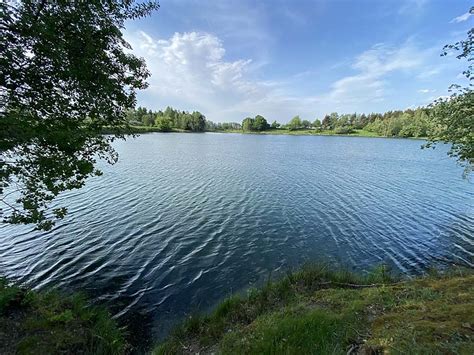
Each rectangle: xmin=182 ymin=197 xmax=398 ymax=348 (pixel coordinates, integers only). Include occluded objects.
xmin=334 ymin=126 xmax=354 ymax=134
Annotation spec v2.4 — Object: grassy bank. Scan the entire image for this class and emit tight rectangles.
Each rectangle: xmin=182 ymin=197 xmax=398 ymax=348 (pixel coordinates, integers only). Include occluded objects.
xmin=212 ymin=128 xmax=426 ymax=139
xmin=119 ymin=126 xmax=426 ymax=140
xmin=2 ymin=266 xmax=472 ymax=354
xmin=0 ymin=278 xmax=126 ymax=354
xmin=213 ymin=128 xmax=380 ymax=137
xmin=102 ymin=126 xmax=188 ymax=134
xmin=155 ymin=265 xmax=473 ymax=354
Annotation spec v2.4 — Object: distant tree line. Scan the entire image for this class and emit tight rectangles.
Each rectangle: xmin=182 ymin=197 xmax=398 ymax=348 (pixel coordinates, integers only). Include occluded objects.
xmin=126 ymin=106 xmax=206 ymax=132
xmin=205 ymin=121 xmax=242 ymax=131
xmin=237 ymin=107 xmax=432 ymax=138
xmin=128 ymin=106 xmax=432 ymax=138
xmin=127 ymin=106 xmax=247 ymax=132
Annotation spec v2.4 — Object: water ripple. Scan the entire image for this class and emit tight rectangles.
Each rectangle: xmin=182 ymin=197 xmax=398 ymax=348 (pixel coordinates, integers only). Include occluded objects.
xmin=0 ymin=133 xmax=473 ymax=345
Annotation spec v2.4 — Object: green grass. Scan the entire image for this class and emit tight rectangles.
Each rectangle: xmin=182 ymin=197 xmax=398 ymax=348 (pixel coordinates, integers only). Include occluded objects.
xmin=102 ymin=125 xmax=189 ymax=134
xmin=106 ymin=125 xmax=426 ymax=140
xmin=213 ymin=128 xmax=362 ymax=136
xmin=212 ymin=128 xmax=426 ymax=139
xmin=3 ymin=265 xmax=471 ymax=354
xmin=0 ymin=278 xmax=127 ymax=354
xmin=154 ymin=265 xmax=473 ymax=354
xmin=220 ymin=307 xmax=353 ymax=354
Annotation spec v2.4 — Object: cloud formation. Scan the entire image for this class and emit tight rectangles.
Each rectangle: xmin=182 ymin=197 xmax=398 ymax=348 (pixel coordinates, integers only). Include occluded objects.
xmin=126 ymin=30 xmax=451 ymax=122
xmin=125 ymin=30 xmax=304 ymax=121
xmin=450 ymin=11 xmax=473 ymax=23
xmin=322 ymin=43 xmax=424 ymax=108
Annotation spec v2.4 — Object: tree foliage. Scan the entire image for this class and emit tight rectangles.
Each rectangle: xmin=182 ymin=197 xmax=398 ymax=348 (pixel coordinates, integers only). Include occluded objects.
xmin=312 ymin=119 xmax=322 ymax=131
xmin=365 ymin=109 xmax=430 ymax=138
xmin=425 ymin=7 xmax=474 ymax=175
xmin=127 ymin=106 xmax=207 ymax=132
xmin=242 ymin=115 xmax=269 ymax=131
xmin=206 ymin=121 xmax=242 ymax=131
xmin=0 ymin=0 xmax=159 ymax=229
xmin=287 ymin=116 xmax=302 ymax=131
xmin=229 ymin=108 xmax=433 ymax=136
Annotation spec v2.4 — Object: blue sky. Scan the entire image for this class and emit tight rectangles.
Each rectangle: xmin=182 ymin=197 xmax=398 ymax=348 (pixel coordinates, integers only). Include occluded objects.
xmin=124 ymin=0 xmax=473 ymax=123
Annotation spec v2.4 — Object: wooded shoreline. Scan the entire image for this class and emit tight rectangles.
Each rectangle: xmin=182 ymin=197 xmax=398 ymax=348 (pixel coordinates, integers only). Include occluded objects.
xmin=114 ymin=126 xmax=427 ymax=140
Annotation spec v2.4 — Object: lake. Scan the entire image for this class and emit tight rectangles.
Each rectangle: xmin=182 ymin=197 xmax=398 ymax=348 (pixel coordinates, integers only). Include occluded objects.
xmin=1 ymin=133 xmax=473 ymax=347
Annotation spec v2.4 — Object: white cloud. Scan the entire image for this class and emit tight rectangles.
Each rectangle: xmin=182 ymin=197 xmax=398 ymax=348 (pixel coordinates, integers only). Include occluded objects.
xmin=450 ymin=11 xmax=473 ymax=23
xmin=136 ymin=31 xmax=157 ymax=54
xmin=125 ymin=31 xmax=286 ymax=121
xmin=316 ymin=43 xmax=426 ymax=111
xmin=125 ymin=31 xmax=452 ymax=122
xmin=418 ymin=89 xmax=435 ymax=93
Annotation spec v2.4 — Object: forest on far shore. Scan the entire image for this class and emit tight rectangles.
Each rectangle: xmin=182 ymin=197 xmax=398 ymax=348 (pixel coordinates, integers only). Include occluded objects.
xmin=127 ymin=106 xmax=432 ymax=138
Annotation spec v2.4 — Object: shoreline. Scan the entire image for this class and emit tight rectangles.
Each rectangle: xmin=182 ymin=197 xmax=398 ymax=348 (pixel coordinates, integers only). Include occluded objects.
xmin=123 ymin=126 xmax=427 ymax=140
xmin=2 ymin=265 xmax=472 ymax=354
xmin=209 ymin=129 xmax=427 ymax=140
xmin=155 ymin=265 xmax=473 ymax=354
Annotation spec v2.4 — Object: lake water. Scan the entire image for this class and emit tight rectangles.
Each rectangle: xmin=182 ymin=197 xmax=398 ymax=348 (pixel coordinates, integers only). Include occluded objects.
xmin=1 ymin=133 xmax=473 ymax=347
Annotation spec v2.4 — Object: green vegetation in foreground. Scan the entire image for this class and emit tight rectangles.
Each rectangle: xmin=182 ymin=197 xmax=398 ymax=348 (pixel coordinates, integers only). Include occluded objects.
xmin=155 ymin=265 xmax=474 ymax=355
xmin=0 ymin=278 xmax=126 ymax=354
